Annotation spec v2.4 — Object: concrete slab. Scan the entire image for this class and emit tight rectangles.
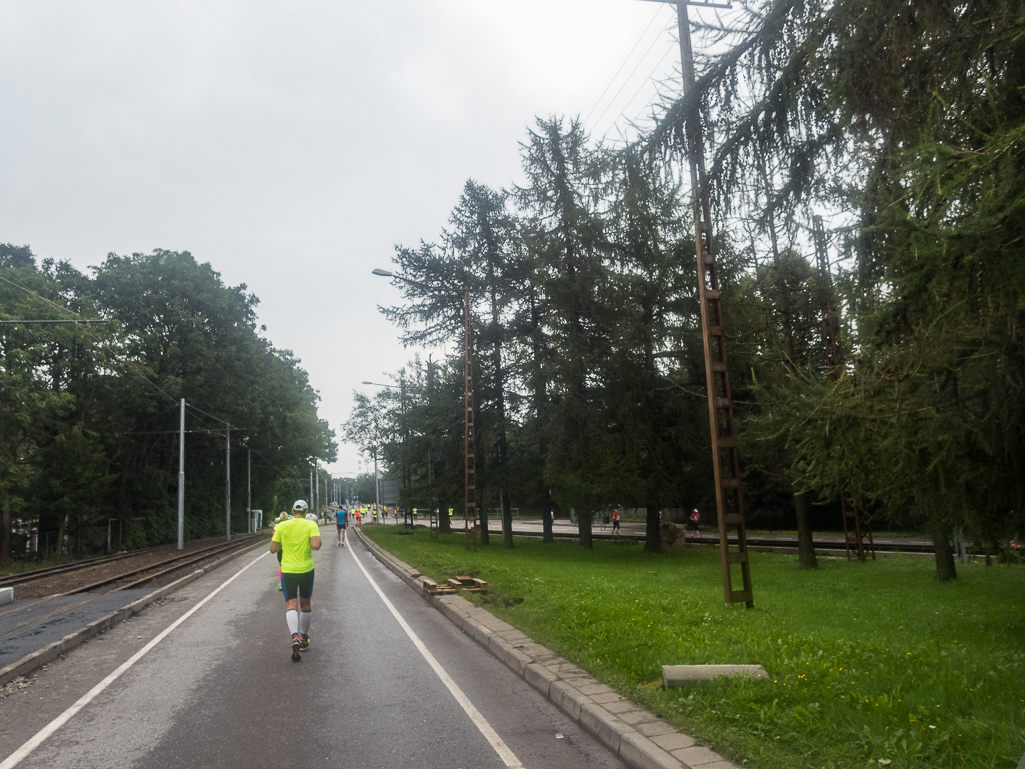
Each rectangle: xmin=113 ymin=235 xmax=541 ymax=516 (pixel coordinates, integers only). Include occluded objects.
xmin=0 ymin=587 xmax=13 ymax=606
xmin=662 ymin=664 xmax=769 ymax=687
xmin=671 ymin=745 xmax=728 ymax=767
xmin=650 ymin=732 xmax=695 ymax=751
xmin=620 ymin=731 xmax=681 ymax=769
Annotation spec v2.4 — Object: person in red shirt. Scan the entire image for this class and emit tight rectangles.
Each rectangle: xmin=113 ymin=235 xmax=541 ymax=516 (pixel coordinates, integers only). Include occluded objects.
xmin=689 ymin=508 xmax=701 ymax=538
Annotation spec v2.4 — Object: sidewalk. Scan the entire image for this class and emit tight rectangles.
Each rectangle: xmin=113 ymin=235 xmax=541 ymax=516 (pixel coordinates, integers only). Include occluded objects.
xmin=355 ymin=528 xmax=741 ymax=769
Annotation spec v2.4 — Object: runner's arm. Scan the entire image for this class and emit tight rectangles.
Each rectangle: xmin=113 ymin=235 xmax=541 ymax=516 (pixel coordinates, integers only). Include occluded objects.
xmin=311 ymin=536 xmax=322 ymax=551
xmin=270 ymin=541 xmax=282 ymax=554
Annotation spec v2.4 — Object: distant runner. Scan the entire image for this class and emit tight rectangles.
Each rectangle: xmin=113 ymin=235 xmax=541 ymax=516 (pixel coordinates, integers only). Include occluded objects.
xmin=612 ymin=509 xmax=621 ymax=535
xmin=336 ymin=505 xmax=348 ymax=547
xmin=270 ymin=500 xmax=322 ymax=662
xmin=689 ymin=508 xmax=701 ymax=538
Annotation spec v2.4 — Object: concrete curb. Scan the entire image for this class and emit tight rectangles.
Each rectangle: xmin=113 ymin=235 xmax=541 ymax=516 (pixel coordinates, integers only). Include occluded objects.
xmin=0 ymin=540 xmax=267 ymax=688
xmin=354 ymin=528 xmax=741 ymax=769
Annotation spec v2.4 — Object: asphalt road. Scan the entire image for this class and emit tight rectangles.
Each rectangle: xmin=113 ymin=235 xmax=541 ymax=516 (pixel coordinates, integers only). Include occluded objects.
xmin=0 ymin=531 xmax=627 ymax=769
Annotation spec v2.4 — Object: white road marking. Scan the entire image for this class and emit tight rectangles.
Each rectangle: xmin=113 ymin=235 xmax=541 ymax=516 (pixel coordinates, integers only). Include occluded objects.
xmin=348 ymin=542 xmax=525 ymax=769
xmin=0 ymin=551 xmax=270 ymax=769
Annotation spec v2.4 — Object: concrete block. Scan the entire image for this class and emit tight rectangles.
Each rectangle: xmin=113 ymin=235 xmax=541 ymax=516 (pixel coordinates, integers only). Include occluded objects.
xmin=488 ymin=636 xmax=532 ymax=677
xmin=579 ymin=702 xmax=629 ymax=753
xmin=619 ymin=709 xmax=658 ymax=727
xmin=524 ymin=662 xmax=560 ymax=697
xmin=602 ymin=699 xmax=638 ymax=714
xmin=517 ymin=641 xmax=553 ymax=659
xmin=548 ymin=680 xmax=585 ymax=721
xmin=546 ymin=660 xmax=588 ymax=678
xmin=662 ymin=665 xmax=768 ymax=687
xmin=497 ymin=629 xmax=531 ymax=645
xmin=463 ymin=621 xmax=493 ymax=648
xmin=576 ymin=682 xmax=616 ymax=696
xmin=590 ymin=691 xmax=626 ymax=705
xmin=650 ymin=732 xmax=696 ymax=752
xmin=619 ymin=731 xmax=683 ymax=769
xmin=671 ymin=745 xmax=729 ymax=767
xmin=0 ymin=587 xmax=13 ymax=605
xmin=637 ymin=721 xmax=678 ymax=738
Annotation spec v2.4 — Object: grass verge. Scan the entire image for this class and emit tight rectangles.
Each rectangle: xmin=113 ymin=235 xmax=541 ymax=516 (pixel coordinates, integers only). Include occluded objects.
xmin=361 ymin=526 xmax=1025 ymax=769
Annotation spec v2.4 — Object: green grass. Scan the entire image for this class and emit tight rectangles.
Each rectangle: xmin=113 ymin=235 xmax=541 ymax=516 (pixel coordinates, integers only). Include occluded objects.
xmin=361 ymin=527 xmax=1025 ymax=769
xmin=0 ymin=553 xmax=81 ymax=577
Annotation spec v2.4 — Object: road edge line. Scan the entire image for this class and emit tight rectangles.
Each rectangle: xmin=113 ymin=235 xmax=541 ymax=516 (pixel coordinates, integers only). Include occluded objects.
xmin=353 ymin=527 xmax=725 ymax=769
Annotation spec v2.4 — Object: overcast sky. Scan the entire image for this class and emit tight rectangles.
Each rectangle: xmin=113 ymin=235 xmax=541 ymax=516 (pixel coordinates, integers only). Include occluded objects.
xmin=1 ymin=0 xmax=711 ymax=478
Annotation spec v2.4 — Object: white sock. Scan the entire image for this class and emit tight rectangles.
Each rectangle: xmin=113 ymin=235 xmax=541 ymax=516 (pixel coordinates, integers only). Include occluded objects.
xmin=299 ymin=610 xmax=312 ymax=635
xmin=286 ymin=609 xmax=299 ymax=635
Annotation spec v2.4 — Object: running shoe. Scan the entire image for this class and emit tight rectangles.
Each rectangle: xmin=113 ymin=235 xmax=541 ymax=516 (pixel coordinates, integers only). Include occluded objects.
xmin=299 ymin=633 xmax=310 ymax=651
xmin=291 ymin=633 xmax=302 ymax=662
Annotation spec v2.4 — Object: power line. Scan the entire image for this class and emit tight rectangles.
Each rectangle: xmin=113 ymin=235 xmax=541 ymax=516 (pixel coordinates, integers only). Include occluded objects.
xmin=582 ymin=4 xmax=668 ymax=128
xmin=590 ymin=28 xmax=671 ymax=136
xmin=600 ymin=42 xmax=678 ymax=144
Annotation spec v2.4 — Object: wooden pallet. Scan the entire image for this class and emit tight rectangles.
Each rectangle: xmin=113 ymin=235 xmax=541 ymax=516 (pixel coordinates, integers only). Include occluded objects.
xmin=421 ymin=575 xmax=488 ymax=595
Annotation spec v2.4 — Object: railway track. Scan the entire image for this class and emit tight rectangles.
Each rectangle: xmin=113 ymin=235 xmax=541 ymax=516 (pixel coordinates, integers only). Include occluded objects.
xmin=502 ymin=526 xmax=935 ymax=555
xmin=0 ymin=533 xmax=272 ymax=590
xmin=0 ymin=533 xmax=270 ymax=642
xmin=0 ymin=541 xmax=186 ymax=588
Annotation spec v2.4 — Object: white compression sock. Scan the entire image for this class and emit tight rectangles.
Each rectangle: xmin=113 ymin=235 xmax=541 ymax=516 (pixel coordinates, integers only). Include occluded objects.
xmin=286 ymin=609 xmax=299 ymax=635
xmin=299 ymin=611 xmax=312 ymax=635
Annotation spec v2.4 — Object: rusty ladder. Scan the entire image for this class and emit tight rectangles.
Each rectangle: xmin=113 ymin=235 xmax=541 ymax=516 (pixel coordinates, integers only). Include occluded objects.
xmin=463 ymin=287 xmax=478 ymax=551
xmin=677 ymin=1 xmax=753 ymax=608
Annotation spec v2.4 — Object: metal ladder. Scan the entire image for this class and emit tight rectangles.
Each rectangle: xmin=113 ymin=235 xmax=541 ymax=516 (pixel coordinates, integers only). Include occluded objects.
xmin=677 ymin=0 xmax=753 ymax=607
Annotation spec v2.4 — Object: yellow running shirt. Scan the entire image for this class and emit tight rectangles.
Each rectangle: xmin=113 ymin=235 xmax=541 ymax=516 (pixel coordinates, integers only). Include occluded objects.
xmin=272 ymin=517 xmax=320 ymax=573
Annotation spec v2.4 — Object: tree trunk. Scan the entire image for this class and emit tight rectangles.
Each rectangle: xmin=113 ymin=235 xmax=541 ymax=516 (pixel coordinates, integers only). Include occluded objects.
xmin=501 ymin=491 xmax=513 ymax=549
xmin=644 ymin=503 xmax=662 ymax=553
xmin=577 ymin=512 xmax=593 ymax=549
xmin=477 ymin=506 xmax=490 ymax=545
xmin=542 ymin=506 xmax=554 ymax=544
xmin=0 ymin=485 xmax=12 ymax=567
xmin=56 ymin=512 xmax=67 ymax=557
xmin=794 ymin=492 xmax=818 ymax=569
xmin=931 ymin=520 xmax=957 ymax=582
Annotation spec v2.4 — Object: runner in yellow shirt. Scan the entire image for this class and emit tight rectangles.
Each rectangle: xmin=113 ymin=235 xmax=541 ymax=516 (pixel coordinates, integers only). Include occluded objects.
xmin=270 ymin=500 xmax=322 ymax=662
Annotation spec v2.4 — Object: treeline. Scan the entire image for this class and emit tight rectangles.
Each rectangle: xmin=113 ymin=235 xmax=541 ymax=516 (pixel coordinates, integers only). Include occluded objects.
xmin=347 ymin=0 xmax=1024 ymax=579
xmin=0 ymin=246 xmax=335 ymax=565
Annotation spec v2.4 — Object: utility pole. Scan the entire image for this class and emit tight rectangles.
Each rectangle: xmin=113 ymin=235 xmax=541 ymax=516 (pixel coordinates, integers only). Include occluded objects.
xmin=225 ymin=422 xmax=231 ymax=542
xmin=641 ymin=0 xmax=753 ymax=607
xmin=373 ymin=446 xmax=380 ymax=516
xmin=178 ymin=399 xmax=185 ymax=550
xmin=464 ymin=285 xmax=480 ymax=546
xmin=247 ymin=445 xmax=252 ymax=534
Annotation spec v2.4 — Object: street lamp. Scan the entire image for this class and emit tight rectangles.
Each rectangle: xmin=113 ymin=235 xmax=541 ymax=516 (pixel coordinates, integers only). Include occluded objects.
xmin=373 ymin=269 xmax=479 ymax=543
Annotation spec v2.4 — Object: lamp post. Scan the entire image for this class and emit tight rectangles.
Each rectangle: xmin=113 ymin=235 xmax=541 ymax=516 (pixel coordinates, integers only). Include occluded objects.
xmin=372 ymin=269 xmax=479 ymax=543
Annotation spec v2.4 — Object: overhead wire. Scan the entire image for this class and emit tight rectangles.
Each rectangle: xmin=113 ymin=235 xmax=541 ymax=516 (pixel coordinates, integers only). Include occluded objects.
xmin=582 ymin=3 xmax=668 ymax=128
xmin=600 ymin=42 xmax=679 ymax=145
xmin=590 ymin=27 xmax=671 ymax=139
